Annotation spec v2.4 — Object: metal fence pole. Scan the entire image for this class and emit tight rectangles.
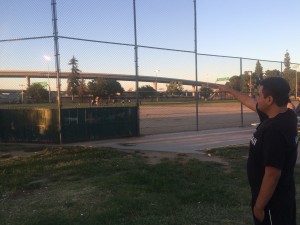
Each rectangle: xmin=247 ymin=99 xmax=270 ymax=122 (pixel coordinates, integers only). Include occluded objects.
xmin=133 ymin=0 xmax=140 ymax=136
xmin=240 ymin=58 xmax=244 ymax=127
xmin=194 ymin=0 xmax=199 ymax=131
xmin=51 ymin=0 xmax=62 ymax=144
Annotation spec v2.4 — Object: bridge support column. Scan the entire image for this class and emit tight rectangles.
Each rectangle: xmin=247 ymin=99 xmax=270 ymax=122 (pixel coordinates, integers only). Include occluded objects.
xmin=192 ymin=85 xmax=195 ymax=97
xmin=26 ymin=76 xmax=30 ymax=89
xmin=153 ymin=82 xmax=157 ymax=91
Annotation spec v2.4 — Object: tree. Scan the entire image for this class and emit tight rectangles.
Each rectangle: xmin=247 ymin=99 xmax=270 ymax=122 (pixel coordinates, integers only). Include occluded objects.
xmin=106 ymin=79 xmax=124 ymax=97
xmin=78 ymin=78 xmax=87 ymax=103
xmin=283 ymin=70 xmax=296 ymax=96
xmin=265 ymin=69 xmax=281 ymax=78
xmin=283 ymin=51 xmax=297 ymax=95
xmin=228 ymin=75 xmax=241 ymax=91
xmin=284 ymin=50 xmax=291 ymax=71
xmin=239 ymin=72 xmax=250 ymax=94
xmin=27 ymin=83 xmax=48 ymax=103
xmin=200 ymin=87 xmax=212 ymax=100
xmin=255 ymin=60 xmax=264 ymax=81
xmin=87 ymin=78 xmax=124 ymax=98
xmin=138 ymin=85 xmax=156 ymax=98
xmin=88 ymin=78 xmax=106 ymax=97
xmin=67 ymin=56 xmax=81 ymax=101
xmin=166 ymin=81 xmax=184 ymax=96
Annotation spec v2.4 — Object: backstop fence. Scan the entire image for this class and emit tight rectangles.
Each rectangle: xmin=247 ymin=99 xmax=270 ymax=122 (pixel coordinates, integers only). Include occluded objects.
xmin=0 ymin=0 xmax=299 ymax=141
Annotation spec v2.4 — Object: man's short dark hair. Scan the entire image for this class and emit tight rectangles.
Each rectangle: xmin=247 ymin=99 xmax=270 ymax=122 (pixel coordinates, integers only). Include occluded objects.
xmin=260 ymin=77 xmax=290 ymax=107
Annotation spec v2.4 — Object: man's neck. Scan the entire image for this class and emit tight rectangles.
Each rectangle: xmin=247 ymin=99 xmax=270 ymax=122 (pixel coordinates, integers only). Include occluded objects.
xmin=267 ymin=106 xmax=288 ymax=118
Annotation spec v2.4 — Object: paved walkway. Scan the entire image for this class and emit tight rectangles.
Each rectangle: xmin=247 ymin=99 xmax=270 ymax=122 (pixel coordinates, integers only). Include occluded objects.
xmin=70 ymin=127 xmax=255 ymax=154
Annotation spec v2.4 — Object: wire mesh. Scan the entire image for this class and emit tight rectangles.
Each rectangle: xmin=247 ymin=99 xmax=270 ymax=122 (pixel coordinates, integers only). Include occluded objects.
xmin=0 ymin=0 xmax=298 ymax=136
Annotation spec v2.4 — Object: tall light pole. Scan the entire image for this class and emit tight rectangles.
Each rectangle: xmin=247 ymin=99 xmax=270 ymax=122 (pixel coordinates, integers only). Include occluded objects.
xmin=154 ymin=69 xmax=160 ymax=102
xmin=293 ymin=64 xmax=299 ymax=99
xmin=44 ymin=55 xmax=51 ymax=103
xmin=19 ymin=84 xmax=25 ymax=104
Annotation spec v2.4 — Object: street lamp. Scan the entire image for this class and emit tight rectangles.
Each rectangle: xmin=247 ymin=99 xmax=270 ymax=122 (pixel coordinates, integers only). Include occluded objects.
xmin=293 ymin=64 xmax=299 ymax=99
xmin=154 ymin=69 xmax=160 ymax=102
xmin=44 ymin=55 xmax=51 ymax=103
xmin=19 ymin=84 xmax=25 ymax=104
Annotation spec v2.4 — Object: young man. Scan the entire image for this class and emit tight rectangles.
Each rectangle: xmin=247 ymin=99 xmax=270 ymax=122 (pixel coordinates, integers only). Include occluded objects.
xmin=218 ymin=77 xmax=298 ymax=225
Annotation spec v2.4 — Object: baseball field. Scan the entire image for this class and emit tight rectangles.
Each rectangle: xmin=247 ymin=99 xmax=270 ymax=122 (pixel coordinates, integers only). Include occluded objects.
xmin=140 ymin=101 xmax=258 ymax=135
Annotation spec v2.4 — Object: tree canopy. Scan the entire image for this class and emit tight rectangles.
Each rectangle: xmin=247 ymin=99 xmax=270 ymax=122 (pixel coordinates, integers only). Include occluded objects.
xmin=138 ymin=85 xmax=156 ymax=98
xmin=225 ymin=51 xmax=298 ymax=96
xmin=199 ymin=86 xmax=212 ymax=99
xmin=27 ymin=83 xmax=48 ymax=103
xmin=87 ymin=78 xmax=124 ymax=98
xmin=78 ymin=77 xmax=88 ymax=102
xmin=264 ymin=69 xmax=281 ymax=78
xmin=227 ymin=75 xmax=241 ymax=91
xmin=166 ymin=81 xmax=184 ymax=96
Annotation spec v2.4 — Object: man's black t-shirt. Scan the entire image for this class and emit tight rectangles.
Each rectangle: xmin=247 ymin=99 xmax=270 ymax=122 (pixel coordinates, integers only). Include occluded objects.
xmin=247 ymin=106 xmax=298 ymax=204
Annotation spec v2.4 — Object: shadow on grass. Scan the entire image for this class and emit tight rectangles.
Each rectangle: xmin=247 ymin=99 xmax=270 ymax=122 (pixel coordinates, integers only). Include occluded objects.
xmin=0 ymin=144 xmax=291 ymax=225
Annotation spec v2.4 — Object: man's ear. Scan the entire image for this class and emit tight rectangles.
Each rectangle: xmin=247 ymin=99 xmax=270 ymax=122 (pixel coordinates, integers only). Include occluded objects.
xmin=267 ymin=96 xmax=274 ymax=105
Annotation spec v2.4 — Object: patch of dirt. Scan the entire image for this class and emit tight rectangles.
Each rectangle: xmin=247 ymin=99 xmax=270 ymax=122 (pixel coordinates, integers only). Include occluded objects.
xmin=129 ymin=150 xmax=234 ymax=173
xmin=0 ymin=151 xmax=42 ymax=161
xmin=121 ymin=149 xmax=230 ymax=166
xmin=1 ymin=148 xmax=232 ymax=172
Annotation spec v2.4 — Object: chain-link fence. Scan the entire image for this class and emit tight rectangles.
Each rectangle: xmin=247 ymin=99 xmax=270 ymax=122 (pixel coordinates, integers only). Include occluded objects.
xmin=0 ymin=0 xmax=299 ymax=138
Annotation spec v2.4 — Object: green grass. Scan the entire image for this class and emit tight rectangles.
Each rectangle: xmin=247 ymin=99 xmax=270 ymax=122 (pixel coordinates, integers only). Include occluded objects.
xmin=1 ymin=144 xmax=298 ymax=224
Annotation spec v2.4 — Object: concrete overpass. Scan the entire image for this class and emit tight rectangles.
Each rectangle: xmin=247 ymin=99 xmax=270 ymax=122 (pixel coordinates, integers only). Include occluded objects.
xmin=0 ymin=70 xmax=218 ymax=94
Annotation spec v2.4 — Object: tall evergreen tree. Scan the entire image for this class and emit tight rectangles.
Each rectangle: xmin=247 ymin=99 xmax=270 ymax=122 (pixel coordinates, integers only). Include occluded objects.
xmin=283 ymin=50 xmax=296 ymax=94
xmin=284 ymin=50 xmax=291 ymax=71
xmin=255 ymin=60 xmax=264 ymax=81
xmin=67 ymin=56 xmax=81 ymax=101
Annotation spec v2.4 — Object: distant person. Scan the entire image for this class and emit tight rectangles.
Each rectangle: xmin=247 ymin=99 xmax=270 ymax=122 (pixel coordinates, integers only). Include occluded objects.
xmin=95 ymin=96 xmax=99 ymax=105
xmin=295 ymin=97 xmax=300 ymax=114
xmin=287 ymin=99 xmax=296 ymax=111
xmin=218 ymin=77 xmax=298 ymax=225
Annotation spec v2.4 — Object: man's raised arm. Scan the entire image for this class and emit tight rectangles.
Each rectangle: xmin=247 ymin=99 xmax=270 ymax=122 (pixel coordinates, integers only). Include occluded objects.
xmin=217 ymin=84 xmax=257 ymax=112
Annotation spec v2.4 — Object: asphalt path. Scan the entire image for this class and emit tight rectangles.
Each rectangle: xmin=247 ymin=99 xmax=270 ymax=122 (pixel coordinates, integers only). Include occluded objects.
xmin=70 ymin=104 xmax=259 ymax=154
xmin=68 ymin=104 xmax=300 ymax=162
xmin=72 ymin=127 xmax=255 ymax=155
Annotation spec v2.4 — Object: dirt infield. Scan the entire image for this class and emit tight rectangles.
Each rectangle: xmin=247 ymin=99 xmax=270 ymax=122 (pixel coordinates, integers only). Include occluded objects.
xmin=140 ymin=102 xmax=259 ymax=135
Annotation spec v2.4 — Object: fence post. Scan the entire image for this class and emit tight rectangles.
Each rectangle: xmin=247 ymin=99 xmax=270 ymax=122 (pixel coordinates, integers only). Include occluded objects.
xmin=240 ymin=58 xmax=244 ymax=127
xmin=194 ymin=0 xmax=199 ymax=131
xmin=51 ymin=0 xmax=62 ymax=144
xmin=133 ymin=0 xmax=140 ymax=136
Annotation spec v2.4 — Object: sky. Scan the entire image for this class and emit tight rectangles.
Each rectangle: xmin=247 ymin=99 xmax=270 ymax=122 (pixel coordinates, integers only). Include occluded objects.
xmin=0 ymin=0 xmax=300 ymax=91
